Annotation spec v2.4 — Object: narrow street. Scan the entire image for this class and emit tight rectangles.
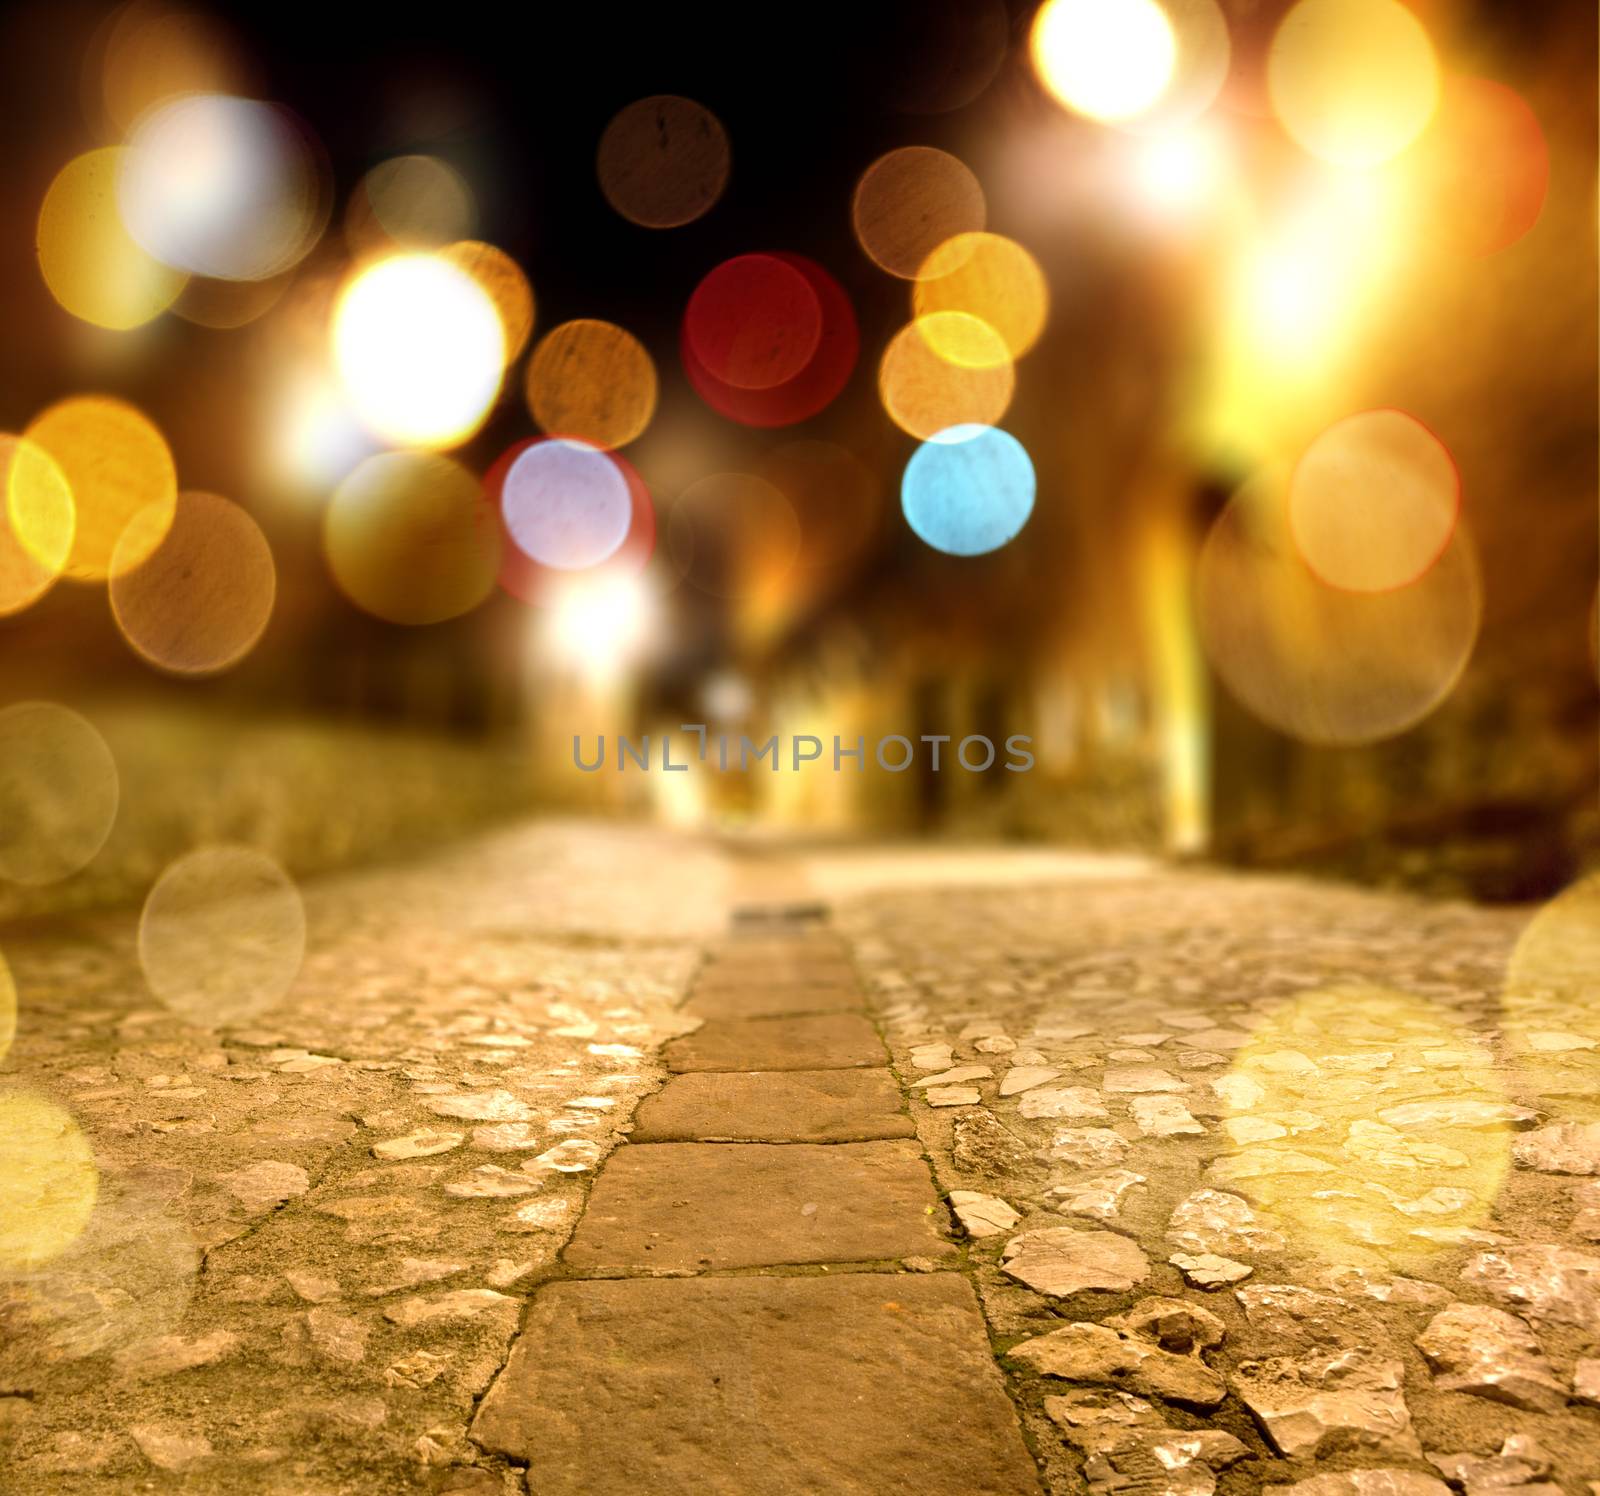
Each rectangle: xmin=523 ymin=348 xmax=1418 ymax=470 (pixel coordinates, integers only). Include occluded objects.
xmin=4 ymin=822 xmax=1599 ymax=1494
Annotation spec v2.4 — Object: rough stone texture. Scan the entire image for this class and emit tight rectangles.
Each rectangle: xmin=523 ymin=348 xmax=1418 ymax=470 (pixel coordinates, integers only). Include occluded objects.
xmin=683 ymin=984 xmax=865 ymax=1021
xmin=1264 ymin=1475 xmax=1450 ymax=1496
xmin=629 ymin=1068 xmax=914 ymax=1143
xmin=1009 ymin=1322 xmax=1226 ymax=1407
xmin=1167 ymin=1189 xmax=1286 ymax=1257
xmin=564 ymin=1140 xmax=955 ymax=1272
xmin=1171 ymin=1252 xmax=1253 ymax=1289
xmin=1232 ymin=1350 xmax=1421 ymax=1460
xmin=1513 ymin=1122 xmax=1600 ymax=1174
xmin=1415 ymin=1302 xmax=1567 ymax=1411
xmin=949 ymin=1191 xmax=1022 ymax=1238
xmin=1000 ymin=1227 xmax=1150 ymax=1297
xmin=1106 ymin=1296 xmax=1226 ymax=1355
xmin=473 ymin=1275 xmax=1041 ymax=1495
xmin=1461 ymin=1243 xmax=1600 ymax=1331
xmin=664 ymin=1013 xmax=885 ymax=1072
xmin=1045 ymin=1386 xmax=1248 ymax=1496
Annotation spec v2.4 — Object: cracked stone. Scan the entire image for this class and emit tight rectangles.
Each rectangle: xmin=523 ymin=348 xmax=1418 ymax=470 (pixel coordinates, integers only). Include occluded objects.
xmin=374 ymin=1128 xmax=464 ymax=1159
xmin=1019 ymin=1086 xmax=1107 ymax=1120
xmin=530 ymin=1139 xmax=604 ymax=1172
xmin=444 ymin=1164 xmax=542 ymax=1197
xmin=1264 ymin=1476 xmax=1449 ymax=1496
xmin=1000 ymin=1227 xmax=1149 ymax=1297
xmin=365 ymin=1258 xmax=468 ymax=1295
xmin=948 ymin=1190 xmax=1020 ymax=1238
xmin=1430 ymin=1433 xmax=1556 ymax=1491
xmin=1377 ymin=1099 xmax=1537 ymax=1130
xmin=1415 ymin=1302 xmax=1567 ymax=1412
xmin=1130 ymin=1094 xmax=1205 ymax=1137
xmin=113 ymin=1329 xmax=239 ymax=1378
xmin=130 ymin=1424 xmax=214 ymax=1472
xmin=472 ymin=1122 xmax=542 ymax=1150
xmin=427 ymin=1090 xmax=537 ymax=1122
xmin=911 ymin=1065 xmax=991 ymax=1089
xmin=1575 ymin=1356 xmax=1600 ymax=1406
xmin=1171 ymin=1252 xmax=1252 ymax=1289
xmin=1009 ymin=1322 xmax=1225 ymax=1407
xmin=909 ymin=1043 xmax=954 ymax=1071
xmin=288 ymin=1307 xmax=367 ymax=1364
xmin=1107 ymin=1296 xmax=1226 ymax=1354
xmin=1512 ymin=1122 xmax=1600 ymax=1175
xmin=1167 ymin=1189 xmax=1286 ymax=1256
xmin=1045 ymin=1127 xmax=1133 ymax=1169
xmin=1232 ymin=1349 xmax=1420 ymax=1460
xmin=1049 ymin=1169 xmax=1146 ymax=1221
xmin=1344 ymin=1120 xmax=1468 ymax=1170
xmin=217 ymin=1159 xmax=310 ymax=1211
xmin=383 ymin=1289 xmax=519 ymax=1327
xmin=1050 ymin=1392 xmax=1249 ymax=1496
xmin=284 ymin=1270 xmax=341 ymax=1303
xmin=926 ymin=1085 xmax=981 ymax=1107
xmin=999 ymin=1066 xmax=1060 ymax=1096
xmin=1103 ymin=1067 xmax=1187 ymax=1094
xmin=1461 ymin=1243 xmax=1600 ymax=1332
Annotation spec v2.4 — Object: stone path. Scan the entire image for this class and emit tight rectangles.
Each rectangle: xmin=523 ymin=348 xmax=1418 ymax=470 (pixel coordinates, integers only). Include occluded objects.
xmin=472 ymin=909 xmax=1042 ymax=1494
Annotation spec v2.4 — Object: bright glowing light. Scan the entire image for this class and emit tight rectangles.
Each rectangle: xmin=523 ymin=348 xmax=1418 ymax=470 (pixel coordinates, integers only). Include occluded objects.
xmin=880 ymin=314 xmax=1014 ymax=439
xmin=333 ymin=254 xmax=504 ymax=448
xmin=37 ymin=148 xmax=188 ymax=330
xmin=0 ymin=437 xmax=73 ymax=616
xmin=440 ymin=240 xmax=535 ymax=363
xmin=542 ymin=574 xmax=655 ymax=680
xmin=913 ymin=232 xmax=1049 ymax=365
xmin=1268 ymin=0 xmax=1439 ymax=168
xmin=275 ymin=371 xmax=377 ymax=492
xmin=1030 ymin=0 xmax=1177 ymax=123
xmin=0 ymin=1092 xmax=98 ymax=1273
xmin=118 ymin=94 xmax=327 ymax=281
xmin=901 ymin=424 xmax=1035 ymax=557
xmin=1128 ymin=127 xmax=1226 ymax=215
xmin=502 ymin=439 xmax=633 ymax=571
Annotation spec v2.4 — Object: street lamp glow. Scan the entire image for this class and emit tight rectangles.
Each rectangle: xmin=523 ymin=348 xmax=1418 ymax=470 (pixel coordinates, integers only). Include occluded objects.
xmin=543 ymin=574 xmax=655 ymax=681
xmin=332 ymin=253 xmax=504 ymax=449
xmin=1128 ymin=127 xmax=1226 ymax=216
xmin=1031 ymin=0 xmax=1177 ymax=123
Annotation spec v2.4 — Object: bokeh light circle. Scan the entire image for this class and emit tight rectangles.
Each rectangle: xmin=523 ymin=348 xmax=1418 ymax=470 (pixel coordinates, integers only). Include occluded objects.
xmin=685 ymin=255 xmax=824 ymax=391
xmin=0 ymin=704 xmax=118 ymax=886
xmin=96 ymin=1 xmax=248 ymax=135
xmin=913 ymin=233 xmax=1049 ymax=364
xmin=325 ymin=452 xmax=501 ymax=625
xmin=597 ymin=95 xmax=730 ymax=229
xmin=0 ymin=437 xmax=74 ymax=617
xmin=332 ymin=254 xmax=505 ymax=449
xmin=526 ymin=319 xmax=657 ymax=449
xmin=489 ymin=439 xmax=655 ymax=606
xmin=757 ymin=440 xmax=882 ymax=572
xmin=1504 ymin=874 xmax=1600 ymax=1118
xmin=681 ymin=254 xmax=858 ymax=428
xmin=110 ymin=490 xmax=276 ymax=675
xmin=1288 ymin=410 xmax=1459 ymax=594
xmin=172 ymin=272 xmax=292 ymax=330
xmin=37 ymin=148 xmax=187 ymax=331
xmin=668 ymin=474 xmax=801 ymax=600
xmin=1030 ymin=0 xmax=1177 ymax=122
xmin=1124 ymin=0 xmax=1232 ymax=135
xmin=346 ymin=154 xmax=476 ymax=254
xmin=902 ymin=424 xmax=1035 ymax=557
xmin=1217 ymin=987 xmax=1511 ymax=1266
xmin=118 ymin=94 xmax=328 ymax=281
xmin=852 ymin=147 xmax=986 ymax=280
xmin=24 ymin=396 xmax=176 ymax=583
xmin=0 ymin=1092 xmax=97 ymax=1273
xmin=140 ymin=845 xmax=305 ymax=1026
xmin=439 ymin=241 xmax=535 ymax=363
xmin=1268 ymin=0 xmax=1440 ymax=168
xmin=1197 ymin=471 xmax=1480 ymax=745
xmin=880 ymin=314 xmax=1015 ymax=439
xmin=1406 ymin=76 xmax=1548 ymax=259
xmin=502 ymin=439 xmax=632 ymax=571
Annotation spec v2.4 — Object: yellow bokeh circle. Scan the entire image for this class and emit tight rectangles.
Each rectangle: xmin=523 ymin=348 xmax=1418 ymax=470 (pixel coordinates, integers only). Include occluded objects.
xmin=0 ymin=436 xmax=74 ymax=617
xmin=879 ymin=315 xmax=1015 ymax=440
xmin=0 ymin=703 xmax=119 ymax=886
xmin=525 ymin=319 xmax=658 ymax=450
xmin=0 ymin=1091 xmax=98 ymax=1273
xmin=439 ymin=241 xmax=536 ymax=365
xmin=912 ymin=232 xmax=1049 ymax=365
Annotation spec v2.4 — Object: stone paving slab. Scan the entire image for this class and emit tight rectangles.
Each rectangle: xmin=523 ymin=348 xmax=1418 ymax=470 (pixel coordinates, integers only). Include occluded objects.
xmin=472 ymin=1274 xmax=1042 ymax=1495
xmin=690 ymin=961 xmax=859 ymax=993
xmin=683 ymin=983 xmax=865 ymax=1020
xmin=630 ymin=1068 xmax=914 ymax=1142
xmin=562 ymin=1140 xmax=955 ymax=1271
xmin=665 ymin=1013 xmax=884 ymax=1072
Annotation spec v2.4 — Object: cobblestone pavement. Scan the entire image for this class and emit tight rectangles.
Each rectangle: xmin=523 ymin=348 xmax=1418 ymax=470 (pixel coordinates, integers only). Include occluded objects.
xmin=5 ymin=830 xmax=1600 ymax=1494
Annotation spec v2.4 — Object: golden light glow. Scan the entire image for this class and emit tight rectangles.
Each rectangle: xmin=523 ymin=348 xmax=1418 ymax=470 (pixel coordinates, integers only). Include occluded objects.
xmin=597 ymin=95 xmax=730 ymax=229
xmin=1196 ymin=471 xmax=1480 ymax=745
xmin=140 ymin=845 xmax=306 ymax=1025
xmin=346 ymin=154 xmax=476 ymax=255
xmin=23 ymin=397 xmax=176 ymax=583
xmin=440 ymin=241 xmax=536 ymax=363
xmin=0 ymin=1092 xmax=98 ymax=1273
xmin=1268 ymin=0 xmax=1440 ymax=168
xmin=332 ymin=254 xmax=505 ymax=449
xmin=173 ymin=272 xmax=292 ymax=329
xmin=526 ymin=319 xmax=658 ymax=450
xmin=0 ymin=436 xmax=74 ymax=616
xmin=118 ymin=94 xmax=328 ymax=281
xmin=1504 ymin=875 xmax=1600 ymax=1122
xmin=0 ymin=951 xmax=15 ymax=1065
xmin=1288 ymin=410 xmax=1459 ymax=593
xmin=851 ymin=147 xmax=986 ymax=280
xmin=0 ymin=703 xmax=119 ymax=886
xmin=912 ymin=232 xmax=1049 ymax=365
xmin=879 ymin=314 xmax=1014 ymax=440
xmin=1123 ymin=0 xmax=1231 ymax=135
xmin=111 ymin=491 xmax=276 ymax=675
xmin=1216 ymin=987 xmax=1511 ymax=1266
xmin=36 ymin=148 xmax=187 ymax=330
xmin=541 ymin=573 xmax=657 ymax=683
xmin=324 ymin=451 xmax=501 ymax=625
xmin=98 ymin=0 xmax=247 ymax=136
xmin=1030 ymin=0 xmax=1177 ymax=123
